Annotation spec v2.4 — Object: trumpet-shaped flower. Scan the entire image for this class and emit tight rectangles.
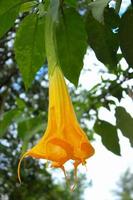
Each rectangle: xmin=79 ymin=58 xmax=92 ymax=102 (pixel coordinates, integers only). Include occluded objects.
xmin=18 ymin=66 xmax=95 ymax=188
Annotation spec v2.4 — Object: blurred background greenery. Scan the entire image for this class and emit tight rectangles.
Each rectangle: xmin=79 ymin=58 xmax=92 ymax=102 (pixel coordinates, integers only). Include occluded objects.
xmin=0 ymin=0 xmax=133 ymax=199
xmin=112 ymin=169 xmax=133 ymax=200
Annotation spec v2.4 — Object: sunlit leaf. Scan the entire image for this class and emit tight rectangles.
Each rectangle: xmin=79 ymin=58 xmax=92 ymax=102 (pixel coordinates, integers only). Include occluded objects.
xmin=89 ymin=0 xmax=110 ymax=22
xmin=15 ymin=14 xmax=46 ymax=89
xmin=0 ymin=0 xmax=21 ymax=38
xmin=20 ymin=1 xmax=37 ymax=13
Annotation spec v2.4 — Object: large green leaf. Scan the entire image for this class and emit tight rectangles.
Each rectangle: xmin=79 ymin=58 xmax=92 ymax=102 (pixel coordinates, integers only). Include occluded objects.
xmin=94 ymin=120 xmax=120 ymax=155
xmin=56 ymin=8 xmax=87 ymax=86
xmin=86 ymin=12 xmax=118 ymax=70
xmin=14 ymin=14 xmax=46 ymax=89
xmin=0 ymin=0 xmax=21 ymax=38
xmin=0 ymin=109 xmax=19 ymax=137
xmin=119 ymin=8 xmax=133 ymax=68
xmin=45 ymin=2 xmax=87 ymax=86
xmin=104 ymin=7 xmax=120 ymax=29
xmin=89 ymin=0 xmax=110 ymax=22
xmin=115 ymin=106 xmax=133 ymax=147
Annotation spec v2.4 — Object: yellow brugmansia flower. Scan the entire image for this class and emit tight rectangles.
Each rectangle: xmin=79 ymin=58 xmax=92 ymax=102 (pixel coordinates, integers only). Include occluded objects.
xmin=18 ymin=66 xmax=95 ymax=189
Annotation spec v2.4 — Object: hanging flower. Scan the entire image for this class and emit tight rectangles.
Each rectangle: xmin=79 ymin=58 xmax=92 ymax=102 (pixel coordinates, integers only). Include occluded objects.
xmin=18 ymin=66 xmax=95 ymax=189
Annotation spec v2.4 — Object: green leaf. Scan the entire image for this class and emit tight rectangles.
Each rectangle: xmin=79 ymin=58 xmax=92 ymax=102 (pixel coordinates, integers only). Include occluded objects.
xmin=14 ymin=14 xmax=46 ymax=89
xmin=108 ymin=81 xmax=123 ymax=101
xmin=20 ymin=1 xmax=37 ymax=13
xmin=0 ymin=0 xmax=21 ymax=38
xmin=115 ymin=106 xmax=133 ymax=147
xmin=18 ymin=116 xmax=44 ymax=140
xmin=94 ymin=120 xmax=120 ymax=155
xmin=119 ymin=8 xmax=133 ymax=68
xmin=86 ymin=12 xmax=118 ymax=69
xmin=56 ymin=8 xmax=87 ymax=86
xmin=0 ymin=109 xmax=18 ymax=137
xmin=104 ymin=7 xmax=120 ymax=29
xmin=64 ymin=0 xmax=77 ymax=7
xmin=89 ymin=0 xmax=110 ymax=22
xmin=45 ymin=2 xmax=86 ymax=86
xmin=16 ymin=98 xmax=26 ymax=110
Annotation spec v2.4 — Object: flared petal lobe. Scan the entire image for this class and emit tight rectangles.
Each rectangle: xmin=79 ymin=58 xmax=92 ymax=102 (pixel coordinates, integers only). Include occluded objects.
xmin=18 ymin=66 xmax=95 ymax=184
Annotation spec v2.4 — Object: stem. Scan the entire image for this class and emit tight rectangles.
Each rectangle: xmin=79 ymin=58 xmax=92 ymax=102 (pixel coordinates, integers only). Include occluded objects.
xmin=45 ymin=0 xmax=60 ymax=76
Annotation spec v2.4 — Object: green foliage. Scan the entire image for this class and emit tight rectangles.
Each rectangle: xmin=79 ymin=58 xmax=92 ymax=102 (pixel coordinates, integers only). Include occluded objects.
xmin=104 ymin=7 xmax=120 ymax=29
xmin=0 ymin=109 xmax=18 ymax=137
xmin=0 ymin=0 xmax=21 ymax=38
xmin=18 ymin=115 xmax=44 ymax=140
xmin=56 ymin=8 xmax=87 ymax=86
xmin=108 ymin=81 xmax=123 ymax=101
xmin=20 ymin=1 xmax=37 ymax=13
xmin=64 ymin=0 xmax=77 ymax=7
xmin=88 ymin=0 xmax=110 ymax=22
xmin=45 ymin=1 xmax=87 ymax=86
xmin=18 ymin=115 xmax=45 ymax=152
xmin=0 ymin=0 xmax=132 ymax=87
xmin=86 ymin=11 xmax=118 ymax=69
xmin=113 ymin=169 xmax=133 ymax=200
xmin=15 ymin=14 xmax=46 ymax=89
xmin=116 ymin=107 xmax=133 ymax=147
xmin=94 ymin=120 xmax=120 ymax=155
xmin=119 ymin=7 xmax=133 ymax=68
